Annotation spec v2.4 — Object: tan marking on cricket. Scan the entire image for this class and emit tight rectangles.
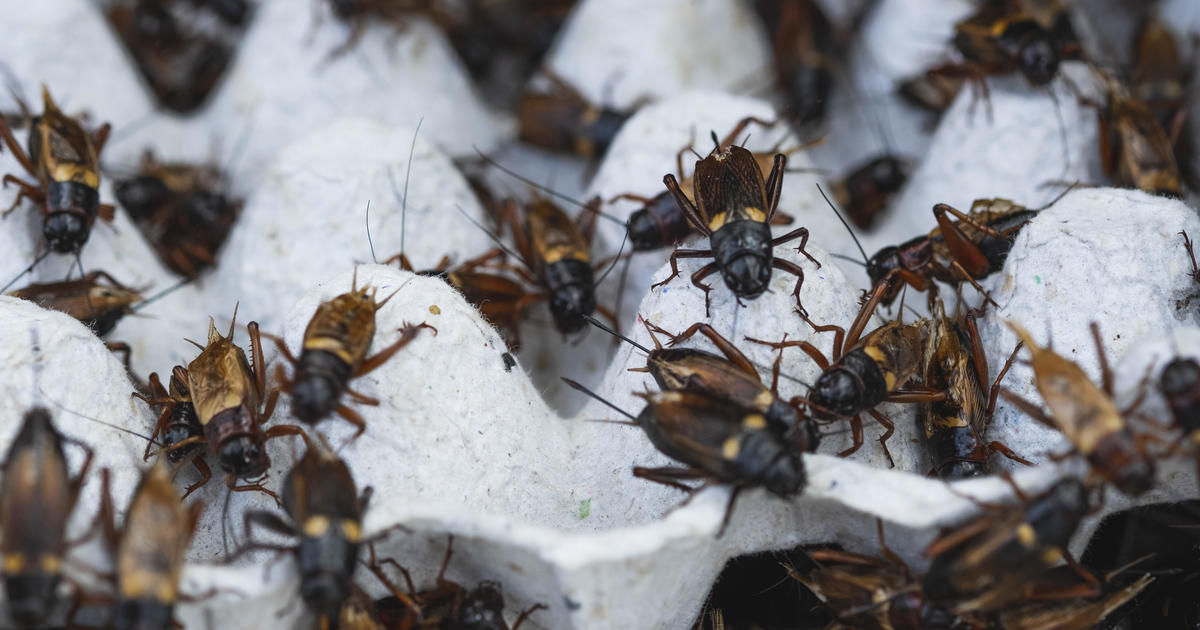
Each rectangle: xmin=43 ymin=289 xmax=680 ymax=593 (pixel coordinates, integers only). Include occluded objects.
xmin=3 ymin=554 xmax=24 ymax=573
xmin=988 ymin=17 xmax=1012 ymax=37
xmin=569 ymin=105 xmax=601 ymax=156
xmin=51 ymin=164 xmax=99 ymax=188
xmin=865 ymin=344 xmax=900 ymax=390
xmin=658 ymin=391 xmax=685 ymax=403
xmin=154 ymin=581 xmax=177 ymax=603
xmin=579 ymin=107 xmax=601 ymax=126
xmin=708 ymin=206 xmax=769 ymax=232
xmin=722 ymin=436 xmax=741 ymax=459
xmin=1040 ymin=547 xmax=1063 ymax=564
xmin=541 ymin=244 xmax=589 ymax=265
xmin=573 ymin=137 xmax=595 ymax=158
xmin=742 ymin=413 xmax=767 ymax=430
xmin=121 ymin=570 xmax=179 ymax=603
xmin=878 ymin=602 xmax=897 ymax=630
xmin=932 ymin=413 xmax=971 ymax=430
xmin=38 ymin=555 xmax=61 ymax=574
xmin=741 ymin=207 xmax=767 ymax=222
xmin=341 ymin=520 xmax=363 ymax=543
xmin=1016 ymin=523 xmax=1037 ymax=548
xmin=863 ymin=345 xmax=887 ymax=364
xmin=303 ymin=516 xmax=332 ymax=538
xmin=303 ymin=337 xmax=358 ymax=364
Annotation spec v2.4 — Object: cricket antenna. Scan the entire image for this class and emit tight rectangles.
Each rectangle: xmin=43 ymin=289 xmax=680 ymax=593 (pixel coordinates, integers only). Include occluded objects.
xmin=831 ymin=253 xmax=867 ymax=268
xmin=584 ymin=314 xmax=650 ymax=353
xmin=1035 ymin=180 xmax=1079 ymax=211
xmin=817 ymin=183 xmax=870 ymax=265
xmin=561 ymin=377 xmax=637 ymax=421
xmin=1 ymin=249 xmax=51 ymax=293
xmin=854 ymin=46 xmax=898 ymax=155
xmin=222 ymin=112 xmax=255 ymax=177
xmin=73 ymin=251 xmax=87 ymax=281
xmin=365 ymin=200 xmax=377 ymax=263
xmin=472 ymin=147 xmax=626 ymax=226
xmin=593 ymin=230 xmax=629 ymax=288
xmin=130 ymin=275 xmax=197 ymax=314
xmin=39 ymin=387 xmax=163 ymax=446
xmin=392 ymin=118 xmax=423 ymax=266
xmin=0 ymin=61 xmax=28 ymax=117
xmin=901 ymin=301 xmax=923 ymax=323
xmin=612 ymin=252 xmax=634 ymax=334
xmin=454 ymin=204 xmax=527 ymax=265
xmin=73 ymin=252 xmax=96 ymax=317
xmin=1046 ymin=83 xmax=1071 ymax=191
xmin=105 ymin=105 xmax=162 ymax=147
